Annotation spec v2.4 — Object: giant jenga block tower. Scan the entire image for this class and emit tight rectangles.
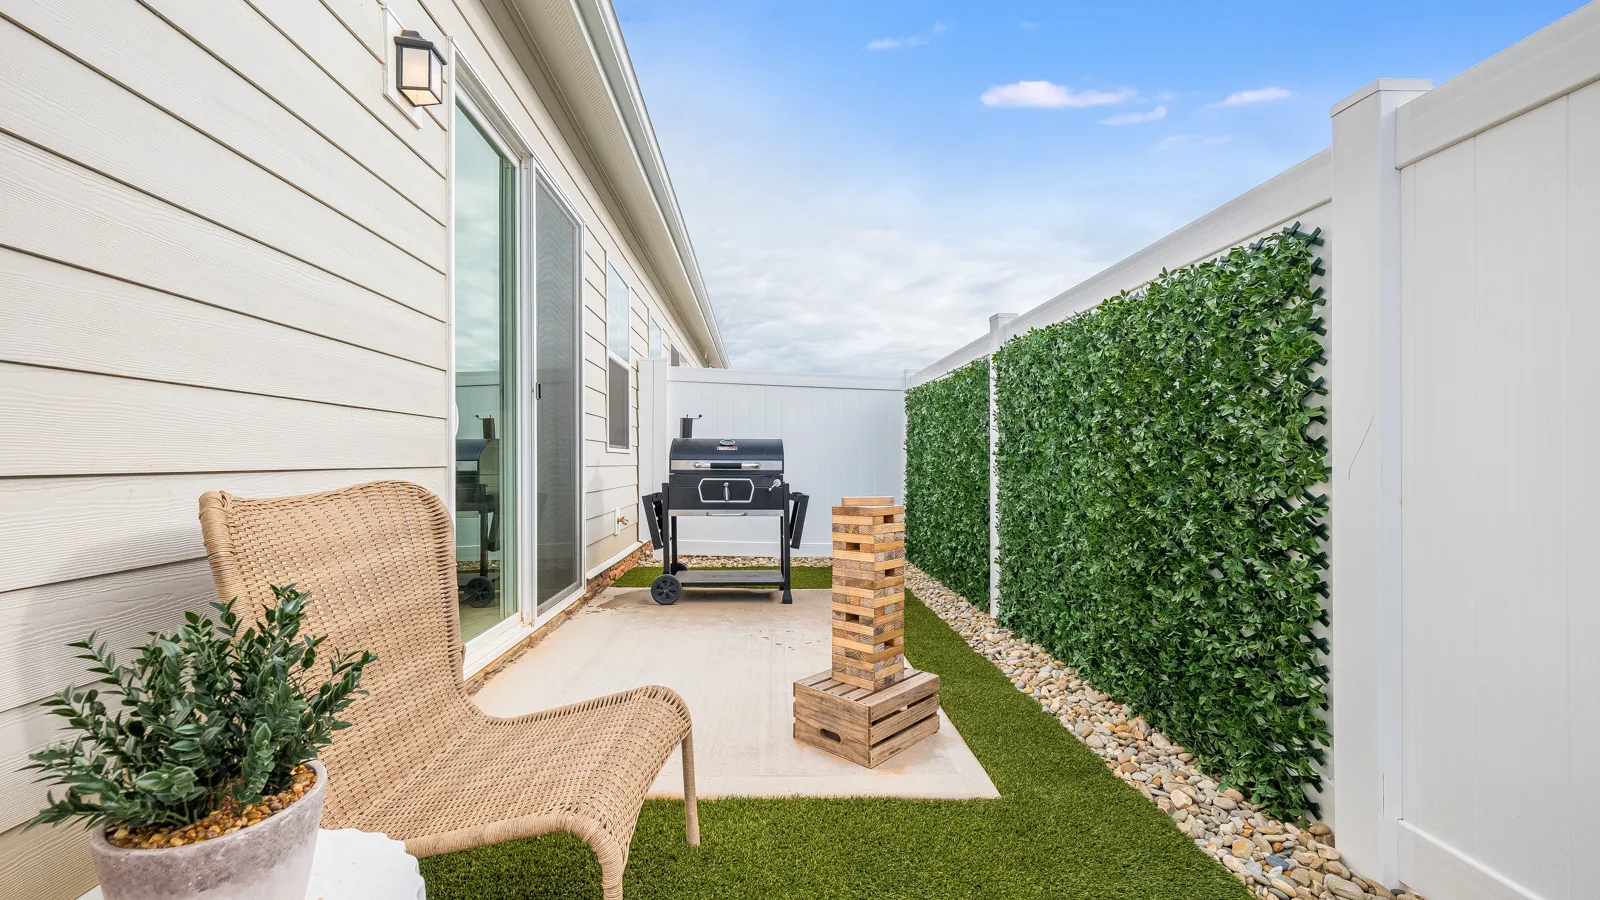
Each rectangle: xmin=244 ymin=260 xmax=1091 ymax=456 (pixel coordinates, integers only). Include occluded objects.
xmin=792 ymin=494 xmax=940 ymax=768
xmin=828 ymin=496 xmax=907 ymax=691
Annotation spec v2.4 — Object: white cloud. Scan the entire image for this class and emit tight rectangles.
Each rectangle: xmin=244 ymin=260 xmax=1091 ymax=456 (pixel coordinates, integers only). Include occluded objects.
xmin=1153 ymin=133 xmax=1231 ymax=151
xmin=867 ymin=21 xmax=948 ymax=51
xmin=1213 ymin=87 xmax=1292 ymax=107
xmin=703 ymin=224 xmax=1100 ymax=375
xmin=981 ymin=81 xmax=1134 ymax=109
xmin=1100 ymin=105 xmax=1167 ymax=126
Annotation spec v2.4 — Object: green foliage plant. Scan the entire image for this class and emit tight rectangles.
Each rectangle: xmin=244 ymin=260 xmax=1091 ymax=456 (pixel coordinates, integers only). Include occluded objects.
xmin=994 ymin=227 xmax=1329 ymax=819
xmin=25 ymin=585 xmax=374 ymax=832
xmin=904 ymin=357 xmax=990 ymax=605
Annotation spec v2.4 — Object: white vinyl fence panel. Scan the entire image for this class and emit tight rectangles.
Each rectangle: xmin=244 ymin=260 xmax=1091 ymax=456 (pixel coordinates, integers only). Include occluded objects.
xmin=638 ymin=362 xmax=904 ymax=557
xmin=1389 ymin=21 xmax=1600 ymax=899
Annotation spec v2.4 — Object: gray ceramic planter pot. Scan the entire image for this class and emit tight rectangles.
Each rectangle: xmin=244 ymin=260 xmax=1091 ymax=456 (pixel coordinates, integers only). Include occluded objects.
xmin=89 ymin=760 xmax=326 ymax=900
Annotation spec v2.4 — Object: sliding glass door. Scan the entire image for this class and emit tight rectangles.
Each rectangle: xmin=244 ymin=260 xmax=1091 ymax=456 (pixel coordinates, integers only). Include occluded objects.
xmin=533 ymin=179 xmax=583 ymax=612
xmin=453 ymin=104 xmax=518 ymax=642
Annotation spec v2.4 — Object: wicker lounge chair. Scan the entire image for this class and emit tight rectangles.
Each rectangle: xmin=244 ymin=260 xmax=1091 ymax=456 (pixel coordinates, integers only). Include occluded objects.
xmin=198 ymin=480 xmax=698 ymax=899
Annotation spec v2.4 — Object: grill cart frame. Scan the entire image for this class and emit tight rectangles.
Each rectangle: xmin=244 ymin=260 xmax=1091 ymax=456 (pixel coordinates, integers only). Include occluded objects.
xmin=641 ymin=437 xmax=808 ymax=605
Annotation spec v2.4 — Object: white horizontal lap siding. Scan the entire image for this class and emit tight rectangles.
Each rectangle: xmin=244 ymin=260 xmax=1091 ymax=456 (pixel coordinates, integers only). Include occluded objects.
xmin=0 ymin=703 xmax=69 ymax=839
xmin=0 ymin=131 xmax=447 ymax=367
xmin=0 ymin=249 xmax=446 ymax=418
xmin=139 ymin=0 xmax=449 ymax=212
xmin=0 ymin=469 xmax=450 ymax=595
xmin=0 ymin=820 xmax=93 ymax=900
xmin=1 ymin=0 xmax=447 ymax=252
xmin=0 ymin=0 xmax=454 ymax=891
xmin=585 ymin=461 xmax=638 ymax=496
xmin=0 ymin=18 xmax=446 ymax=317
xmin=247 ymin=0 xmax=449 ymax=171
xmin=0 ymin=364 xmax=445 ymax=476
xmin=318 ymin=0 xmax=385 ymax=59
xmin=1397 ymin=80 xmax=1598 ymax=900
xmin=0 ymin=562 xmax=220 ymax=727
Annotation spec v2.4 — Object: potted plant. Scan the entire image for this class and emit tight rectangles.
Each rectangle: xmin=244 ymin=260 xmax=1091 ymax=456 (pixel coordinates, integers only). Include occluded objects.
xmin=24 ymin=585 xmax=373 ymax=900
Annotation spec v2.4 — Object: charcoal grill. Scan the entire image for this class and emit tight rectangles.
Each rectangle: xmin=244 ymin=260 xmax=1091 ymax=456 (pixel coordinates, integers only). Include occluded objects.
xmin=641 ymin=437 xmax=808 ymax=605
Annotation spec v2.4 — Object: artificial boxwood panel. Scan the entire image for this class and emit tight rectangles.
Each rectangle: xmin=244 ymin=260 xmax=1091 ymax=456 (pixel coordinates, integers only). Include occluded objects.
xmin=995 ymin=228 xmax=1329 ymax=819
xmin=905 ymin=357 xmax=990 ymax=605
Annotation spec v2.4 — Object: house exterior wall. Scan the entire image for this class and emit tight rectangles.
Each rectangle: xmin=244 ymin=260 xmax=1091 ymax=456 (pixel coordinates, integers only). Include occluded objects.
xmin=0 ymin=0 xmax=712 ymax=893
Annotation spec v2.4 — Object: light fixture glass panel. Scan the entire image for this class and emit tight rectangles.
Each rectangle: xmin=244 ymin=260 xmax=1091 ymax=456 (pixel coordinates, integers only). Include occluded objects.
xmin=396 ymin=31 xmax=444 ymax=106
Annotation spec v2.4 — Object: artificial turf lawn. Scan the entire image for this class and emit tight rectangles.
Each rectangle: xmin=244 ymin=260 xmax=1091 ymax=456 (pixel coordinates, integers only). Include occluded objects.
xmin=421 ymin=585 xmax=1250 ymax=899
xmin=612 ymin=564 xmax=835 ymax=590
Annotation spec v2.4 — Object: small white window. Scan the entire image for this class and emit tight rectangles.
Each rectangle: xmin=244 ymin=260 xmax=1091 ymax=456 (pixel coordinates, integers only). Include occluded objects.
xmin=606 ymin=263 xmax=630 ymax=362
xmin=605 ymin=263 xmax=631 ymax=449
xmin=648 ymin=313 xmax=663 ymax=358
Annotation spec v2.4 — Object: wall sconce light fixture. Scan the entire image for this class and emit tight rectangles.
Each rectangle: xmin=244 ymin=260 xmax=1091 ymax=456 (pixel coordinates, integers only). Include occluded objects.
xmin=394 ymin=30 xmax=446 ymax=107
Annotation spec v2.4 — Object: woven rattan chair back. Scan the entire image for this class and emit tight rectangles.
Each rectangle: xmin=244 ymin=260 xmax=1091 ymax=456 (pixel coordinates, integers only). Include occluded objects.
xmin=198 ymin=480 xmax=475 ymax=826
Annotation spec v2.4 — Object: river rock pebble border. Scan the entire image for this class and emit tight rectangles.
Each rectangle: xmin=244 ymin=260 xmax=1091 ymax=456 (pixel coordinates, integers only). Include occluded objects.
xmin=904 ymin=564 xmax=1424 ymax=900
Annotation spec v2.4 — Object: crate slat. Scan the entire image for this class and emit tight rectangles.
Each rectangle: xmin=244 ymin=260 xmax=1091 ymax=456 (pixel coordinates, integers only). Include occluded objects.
xmin=792 ymin=668 xmax=941 ymax=767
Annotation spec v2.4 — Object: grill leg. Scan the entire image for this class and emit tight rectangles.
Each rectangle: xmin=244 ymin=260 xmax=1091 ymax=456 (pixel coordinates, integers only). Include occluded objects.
xmin=779 ymin=484 xmax=792 ymax=604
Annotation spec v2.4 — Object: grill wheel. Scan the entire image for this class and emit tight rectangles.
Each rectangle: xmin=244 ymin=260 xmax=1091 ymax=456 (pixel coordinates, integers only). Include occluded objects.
xmin=460 ymin=575 xmax=495 ymax=608
xmin=651 ymin=573 xmax=682 ymax=605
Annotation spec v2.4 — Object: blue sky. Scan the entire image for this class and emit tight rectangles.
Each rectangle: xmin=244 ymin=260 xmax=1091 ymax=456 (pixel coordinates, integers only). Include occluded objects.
xmin=614 ymin=1 xmax=1583 ymax=374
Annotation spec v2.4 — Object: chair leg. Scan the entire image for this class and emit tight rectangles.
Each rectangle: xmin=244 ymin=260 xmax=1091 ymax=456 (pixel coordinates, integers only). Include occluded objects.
xmin=681 ymin=731 xmax=700 ymax=846
xmin=597 ymin=839 xmax=626 ymax=900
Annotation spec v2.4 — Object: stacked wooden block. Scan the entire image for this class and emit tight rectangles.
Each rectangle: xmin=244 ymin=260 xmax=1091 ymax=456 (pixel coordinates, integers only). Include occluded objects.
xmin=829 ymin=496 xmax=907 ymax=691
xmin=791 ymin=495 xmax=940 ymax=769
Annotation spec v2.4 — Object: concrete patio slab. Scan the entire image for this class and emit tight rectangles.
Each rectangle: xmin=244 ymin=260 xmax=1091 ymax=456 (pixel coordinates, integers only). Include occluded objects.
xmin=472 ymin=587 xmax=999 ymax=800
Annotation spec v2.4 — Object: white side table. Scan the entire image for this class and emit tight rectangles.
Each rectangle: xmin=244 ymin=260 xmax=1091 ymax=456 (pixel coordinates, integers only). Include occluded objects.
xmin=77 ymin=828 xmax=425 ymax=900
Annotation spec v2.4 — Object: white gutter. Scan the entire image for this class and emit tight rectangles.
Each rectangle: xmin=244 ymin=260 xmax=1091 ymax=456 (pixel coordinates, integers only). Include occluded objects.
xmin=568 ymin=0 xmax=729 ymax=368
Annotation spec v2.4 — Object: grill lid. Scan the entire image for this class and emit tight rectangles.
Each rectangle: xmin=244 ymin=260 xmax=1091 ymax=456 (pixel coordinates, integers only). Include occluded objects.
xmin=669 ymin=438 xmax=783 ymax=461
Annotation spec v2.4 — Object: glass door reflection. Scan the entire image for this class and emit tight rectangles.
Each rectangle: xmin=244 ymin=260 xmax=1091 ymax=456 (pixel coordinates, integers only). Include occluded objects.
xmin=453 ymin=104 xmax=518 ymax=642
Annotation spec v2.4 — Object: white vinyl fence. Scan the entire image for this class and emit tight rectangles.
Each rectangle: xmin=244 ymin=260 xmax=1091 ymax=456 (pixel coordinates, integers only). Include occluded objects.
xmin=637 ymin=360 xmax=904 ymax=557
xmin=1379 ymin=12 xmax=1600 ymax=899
xmin=909 ymin=5 xmax=1600 ymax=898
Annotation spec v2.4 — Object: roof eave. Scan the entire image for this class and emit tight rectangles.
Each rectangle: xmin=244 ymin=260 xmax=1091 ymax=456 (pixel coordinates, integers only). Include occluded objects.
xmin=505 ymin=0 xmax=727 ymax=367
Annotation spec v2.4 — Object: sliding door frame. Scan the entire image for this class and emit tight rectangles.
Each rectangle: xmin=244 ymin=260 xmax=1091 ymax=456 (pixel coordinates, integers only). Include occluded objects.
xmin=450 ymin=48 xmax=589 ymax=676
xmin=531 ymin=171 xmax=588 ymax=617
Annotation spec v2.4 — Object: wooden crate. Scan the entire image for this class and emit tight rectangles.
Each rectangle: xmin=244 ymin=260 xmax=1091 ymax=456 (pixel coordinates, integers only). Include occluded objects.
xmin=831 ymin=498 xmax=906 ymax=691
xmin=793 ymin=669 xmax=941 ymax=768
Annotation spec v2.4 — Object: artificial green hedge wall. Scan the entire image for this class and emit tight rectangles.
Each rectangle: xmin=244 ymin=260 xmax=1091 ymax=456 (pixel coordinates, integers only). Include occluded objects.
xmin=995 ymin=228 xmax=1329 ymax=819
xmin=904 ymin=357 xmax=990 ymax=605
